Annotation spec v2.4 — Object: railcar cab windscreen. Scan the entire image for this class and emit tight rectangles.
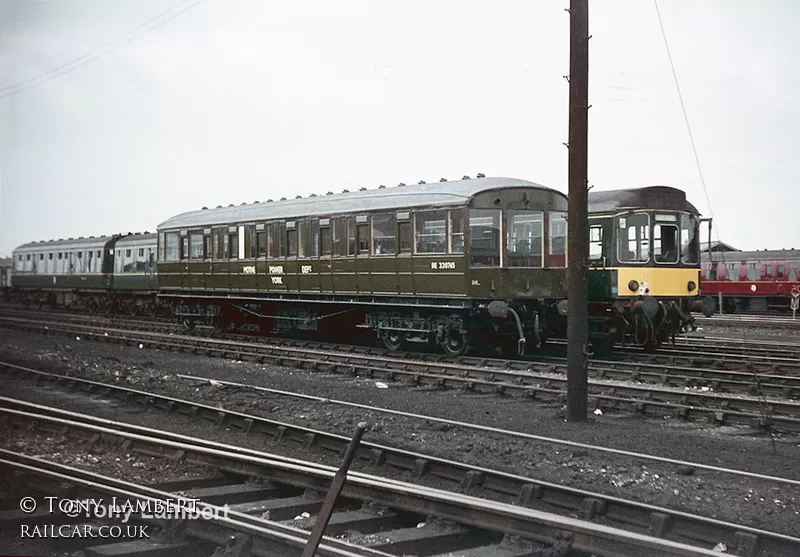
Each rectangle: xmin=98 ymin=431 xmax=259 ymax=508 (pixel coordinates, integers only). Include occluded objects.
xmin=155 ymin=176 xmax=569 ymax=356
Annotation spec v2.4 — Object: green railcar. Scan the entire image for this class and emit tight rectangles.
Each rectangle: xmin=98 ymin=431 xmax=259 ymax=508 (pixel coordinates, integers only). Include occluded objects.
xmin=156 ymin=176 xmax=569 ymax=355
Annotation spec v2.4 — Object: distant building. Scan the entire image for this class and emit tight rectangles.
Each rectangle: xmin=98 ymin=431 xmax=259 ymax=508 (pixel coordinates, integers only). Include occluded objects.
xmin=700 ymin=241 xmax=739 ymax=253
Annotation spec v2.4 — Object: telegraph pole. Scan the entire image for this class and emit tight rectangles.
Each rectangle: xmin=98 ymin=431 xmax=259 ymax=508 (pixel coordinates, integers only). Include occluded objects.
xmin=566 ymin=0 xmax=590 ymax=422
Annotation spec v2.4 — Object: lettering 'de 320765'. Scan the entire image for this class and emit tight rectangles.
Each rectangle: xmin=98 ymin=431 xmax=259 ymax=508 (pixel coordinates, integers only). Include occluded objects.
xmin=430 ymin=261 xmax=456 ymax=270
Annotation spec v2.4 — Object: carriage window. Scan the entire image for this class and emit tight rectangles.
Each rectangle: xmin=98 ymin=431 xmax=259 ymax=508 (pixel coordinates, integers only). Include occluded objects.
xmin=548 ymin=211 xmax=567 ymax=267
xmin=399 ymin=221 xmax=412 ymax=253
xmin=765 ymin=264 xmax=772 ymax=279
xmin=256 ymin=229 xmax=267 ymax=257
xmin=357 ymin=223 xmax=370 ymax=254
xmin=138 ymin=248 xmax=144 ymax=257
xmin=680 ymin=214 xmax=699 ymax=264
xmin=777 ymin=264 xmax=786 ymax=278
xmin=790 ymin=264 xmax=798 ymax=281
xmin=470 ymin=209 xmax=502 ymax=267
xmin=49 ymin=253 xmax=53 ymax=260
xmin=298 ymin=220 xmax=310 ymax=257
xmin=617 ymin=213 xmax=650 ymax=263
xmin=311 ymin=220 xmax=320 ymax=257
xmin=450 ymin=210 xmax=465 ymax=254
xmin=287 ymin=227 xmax=298 ymax=257
xmin=165 ymin=232 xmax=180 ymax=261
xmin=589 ymin=225 xmax=603 ymax=260
xmin=506 ymin=211 xmax=542 ymax=268
xmin=228 ymin=232 xmax=238 ymax=260
xmin=190 ymin=232 xmax=203 ymax=259
xmin=415 ymin=210 xmax=447 ymax=253
xmin=372 ymin=214 xmax=396 ymax=255
xmin=746 ymin=263 xmax=759 ymax=281
xmin=321 ymin=224 xmax=332 ymax=256
xmin=39 ymin=254 xmax=44 ymax=260
xmin=331 ymin=218 xmax=344 ymax=256
xmin=654 ymin=224 xmax=679 ymax=264
xmin=346 ymin=217 xmax=357 ymax=256
xmin=726 ymin=263 xmax=739 ymax=281
xmin=204 ymin=235 xmax=212 ymax=258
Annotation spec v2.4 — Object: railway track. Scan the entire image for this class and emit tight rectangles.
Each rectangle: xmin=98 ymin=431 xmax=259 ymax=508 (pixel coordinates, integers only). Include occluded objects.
xmin=2 ymin=398 xmax=756 ymax=557
xmin=4 ymin=306 xmax=800 ymax=373
xmin=3 ymin=387 xmax=798 ymax=557
xmin=694 ymin=315 xmax=800 ymax=330
xmin=3 ymin=315 xmax=800 ymax=433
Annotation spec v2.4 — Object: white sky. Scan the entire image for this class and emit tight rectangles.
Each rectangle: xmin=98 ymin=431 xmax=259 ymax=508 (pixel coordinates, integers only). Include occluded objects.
xmin=1 ymin=0 xmax=798 ymax=256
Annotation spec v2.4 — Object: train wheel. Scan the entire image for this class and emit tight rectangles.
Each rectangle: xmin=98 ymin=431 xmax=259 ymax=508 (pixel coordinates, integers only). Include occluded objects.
xmin=381 ymin=330 xmax=406 ymax=351
xmin=441 ymin=329 xmax=470 ymax=357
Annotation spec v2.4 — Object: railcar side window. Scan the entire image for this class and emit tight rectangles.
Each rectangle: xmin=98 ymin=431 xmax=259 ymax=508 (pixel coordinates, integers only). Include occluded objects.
xmin=165 ymin=232 xmax=180 ymax=261
xmin=190 ymin=232 xmax=203 ymax=259
xmin=256 ymin=229 xmax=267 ymax=258
xmin=228 ymin=231 xmax=238 ymax=260
xmin=790 ymin=264 xmax=798 ymax=281
xmin=204 ymin=235 xmax=213 ymax=259
xmin=414 ymin=210 xmax=447 ymax=254
xmin=654 ymin=224 xmax=679 ymax=264
xmin=298 ymin=220 xmax=310 ymax=257
xmin=357 ymin=223 xmax=370 ymax=254
xmin=287 ymin=224 xmax=298 ymax=257
xmin=765 ymin=264 xmax=772 ymax=278
xmin=450 ymin=210 xmax=465 ymax=254
xmin=589 ymin=225 xmax=603 ymax=260
xmin=398 ymin=221 xmax=412 ymax=253
xmin=680 ymin=214 xmax=699 ymax=264
xmin=746 ymin=263 xmax=759 ymax=281
xmin=181 ymin=236 xmax=189 ymax=260
xmin=346 ymin=217 xmax=357 ymax=256
xmin=372 ymin=214 xmax=396 ymax=255
xmin=506 ymin=211 xmax=542 ymax=268
xmin=777 ymin=264 xmax=785 ymax=278
xmin=332 ymin=218 xmax=345 ymax=256
xmin=469 ymin=209 xmax=501 ymax=267
xmin=726 ymin=263 xmax=739 ymax=281
xmin=548 ymin=211 xmax=567 ymax=267
xmin=311 ymin=220 xmax=320 ymax=257
xmin=617 ymin=213 xmax=650 ymax=264
xmin=320 ymin=223 xmax=332 ymax=256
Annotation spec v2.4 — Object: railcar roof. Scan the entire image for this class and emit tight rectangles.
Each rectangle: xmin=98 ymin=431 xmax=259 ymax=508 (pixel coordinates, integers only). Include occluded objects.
xmin=703 ymin=249 xmax=800 ymax=262
xmin=115 ymin=233 xmax=157 ymax=248
xmin=588 ymin=186 xmax=700 ymax=215
xmin=157 ymin=176 xmax=565 ymax=231
xmin=13 ymin=235 xmax=117 ymax=254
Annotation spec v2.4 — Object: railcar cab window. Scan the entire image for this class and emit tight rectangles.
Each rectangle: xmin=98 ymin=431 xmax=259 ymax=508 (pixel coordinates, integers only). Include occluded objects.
xmin=617 ymin=213 xmax=650 ymax=264
xmin=548 ymin=211 xmax=567 ymax=267
xmin=415 ymin=210 xmax=447 ymax=254
xmin=506 ymin=211 xmax=543 ymax=268
xmin=589 ymin=225 xmax=603 ymax=260
xmin=680 ymin=214 xmax=699 ymax=264
xmin=372 ymin=214 xmax=396 ymax=255
xmin=653 ymin=214 xmax=679 ymax=264
xmin=469 ymin=209 xmax=501 ymax=267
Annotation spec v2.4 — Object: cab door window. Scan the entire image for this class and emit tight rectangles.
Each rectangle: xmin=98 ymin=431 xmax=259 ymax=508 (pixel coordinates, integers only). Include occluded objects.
xmin=654 ymin=223 xmax=679 ymax=264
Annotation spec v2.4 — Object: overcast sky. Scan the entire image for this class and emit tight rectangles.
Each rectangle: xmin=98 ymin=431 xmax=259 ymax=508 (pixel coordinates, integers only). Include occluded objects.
xmin=0 ymin=0 xmax=797 ymax=257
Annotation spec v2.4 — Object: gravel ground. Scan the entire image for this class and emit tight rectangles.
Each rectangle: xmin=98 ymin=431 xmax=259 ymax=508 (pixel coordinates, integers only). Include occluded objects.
xmin=1 ymin=327 xmax=799 ymax=548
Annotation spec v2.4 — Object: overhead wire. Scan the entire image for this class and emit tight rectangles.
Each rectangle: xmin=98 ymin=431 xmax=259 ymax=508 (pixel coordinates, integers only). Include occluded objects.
xmin=0 ymin=0 xmax=207 ymax=100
